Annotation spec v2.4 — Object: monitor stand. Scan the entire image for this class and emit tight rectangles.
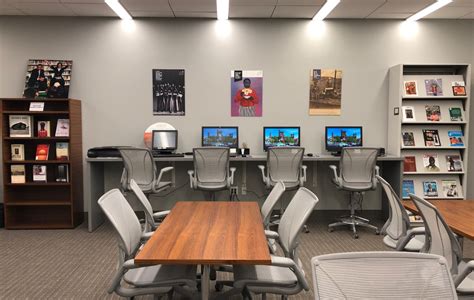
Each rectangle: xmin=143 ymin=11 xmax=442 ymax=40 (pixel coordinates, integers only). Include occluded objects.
xmin=330 ymin=151 xmax=342 ymax=157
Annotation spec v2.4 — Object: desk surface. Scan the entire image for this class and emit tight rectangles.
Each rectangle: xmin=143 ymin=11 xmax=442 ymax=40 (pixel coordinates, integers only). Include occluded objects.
xmin=402 ymin=200 xmax=474 ymax=240
xmin=87 ymin=154 xmax=402 ymax=163
xmin=135 ymin=201 xmax=271 ymax=265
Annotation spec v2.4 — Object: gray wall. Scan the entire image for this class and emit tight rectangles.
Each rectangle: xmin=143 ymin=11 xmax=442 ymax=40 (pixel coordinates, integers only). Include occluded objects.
xmin=0 ymin=17 xmax=473 ymax=208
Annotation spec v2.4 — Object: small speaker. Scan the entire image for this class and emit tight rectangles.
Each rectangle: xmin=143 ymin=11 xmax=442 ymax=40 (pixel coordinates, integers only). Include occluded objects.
xmin=378 ymin=147 xmax=385 ymax=156
xmin=240 ymin=148 xmax=250 ymax=157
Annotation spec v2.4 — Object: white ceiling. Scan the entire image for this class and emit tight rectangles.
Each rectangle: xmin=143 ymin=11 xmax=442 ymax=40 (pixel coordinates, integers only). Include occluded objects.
xmin=0 ymin=0 xmax=473 ymax=19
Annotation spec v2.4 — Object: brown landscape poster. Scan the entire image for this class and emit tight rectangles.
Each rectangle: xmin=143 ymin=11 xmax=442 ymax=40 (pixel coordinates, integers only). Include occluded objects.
xmin=309 ymin=69 xmax=342 ymax=116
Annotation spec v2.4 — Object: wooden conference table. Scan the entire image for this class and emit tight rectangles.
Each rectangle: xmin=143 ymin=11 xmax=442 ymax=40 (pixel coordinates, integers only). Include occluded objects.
xmin=402 ymin=199 xmax=474 ymax=240
xmin=135 ymin=201 xmax=271 ymax=300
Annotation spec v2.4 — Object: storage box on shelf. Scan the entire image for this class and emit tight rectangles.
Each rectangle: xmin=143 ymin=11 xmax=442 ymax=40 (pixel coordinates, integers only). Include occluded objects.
xmin=1 ymin=98 xmax=83 ymax=229
xmin=388 ymin=64 xmax=470 ymax=201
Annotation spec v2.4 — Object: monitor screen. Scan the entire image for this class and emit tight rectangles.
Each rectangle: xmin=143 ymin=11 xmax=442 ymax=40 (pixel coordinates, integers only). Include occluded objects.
xmin=152 ymin=130 xmax=177 ymax=150
xmin=202 ymin=127 xmax=239 ymax=148
xmin=325 ymin=126 xmax=363 ymax=152
xmin=263 ymin=127 xmax=300 ymax=150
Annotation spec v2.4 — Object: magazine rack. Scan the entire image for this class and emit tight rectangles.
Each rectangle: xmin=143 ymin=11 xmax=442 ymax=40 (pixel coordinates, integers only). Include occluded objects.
xmin=387 ymin=64 xmax=470 ymax=200
xmin=1 ymin=98 xmax=83 ymax=229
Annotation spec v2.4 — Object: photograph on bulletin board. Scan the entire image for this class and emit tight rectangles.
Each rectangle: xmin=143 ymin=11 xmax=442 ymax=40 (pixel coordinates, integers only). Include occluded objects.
xmin=231 ymin=70 xmax=263 ymax=117
xmin=152 ymin=69 xmax=185 ymax=116
xmin=309 ymin=69 xmax=343 ymax=116
xmin=23 ymin=59 xmax=73 ymax=99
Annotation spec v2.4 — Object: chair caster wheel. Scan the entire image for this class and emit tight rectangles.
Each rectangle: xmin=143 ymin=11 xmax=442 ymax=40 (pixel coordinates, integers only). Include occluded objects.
xmin=354 ymin=234 xmax=359 ymax=239
xmin=375 ymin=229 xmax=380 ymax=235
xmin=328 ymin=228 xmax=334 ymax=232
xmin=215 ymin=283 xmax=224 ymax=292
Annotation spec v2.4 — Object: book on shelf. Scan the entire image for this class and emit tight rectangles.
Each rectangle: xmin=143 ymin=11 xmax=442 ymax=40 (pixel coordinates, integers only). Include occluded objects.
xmin=404 ymin=81 xmax=418 ymax=96
xmin=10 ymin=165 xmax=26 ymax=184
xmin=446 ymin=155 xmax=463 ymax=172
xmin=423 ymin=154 xmax=440 ymax=172
xmin=55 ymin=119 xmax=70 ymax=137
xmin=9 ymin=115 xmax=32 ymax=137
xmin=403 ymin=156 xmax=417 ymax=172
xmin=423 ymin=180 xmax=438 ymax=197
xmin=56 ymin=164 xmax=69 ymax=182
xmin=451 ymin=81 xmax=466 ymax=96
xmin=402 ymin=131 xmax=415 ymax=146
xmin=449 ymin=107 xmax=463 ymax=122
xmin=442 ymin=180 xmax=459 ymax=198
xmin=56 ymin=142 xmax=69 ymax=160
xmin=29 ymin=102 xmax=45 ymax=111
xmin=448 ymin=130 xmax=464 ymax=147
xmin=424 ymin=78 xmax=443 ymax=96
xmin=35 ymin=144 xmax=50 ymax=160
xmin=422 ymin=129 xmax=441 ymax=147
xmin=425 ymin=105 xmax=441 ymax=122
xmin=402 ymin=180 xmax=415 ymax=199
xmin=11 ymin=144 xmax=25 ymax=161
xmin=402 ymin=106 xmax=416 ymax=122
xmin=37 ymin=120 xmax=51 ymax=137
xmin=33 ymin=165 xmax=47 ymax=182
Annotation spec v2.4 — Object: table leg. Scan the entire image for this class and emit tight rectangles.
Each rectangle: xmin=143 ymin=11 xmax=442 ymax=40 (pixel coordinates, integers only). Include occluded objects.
xmin=87 ymin=162 xmax=105 ymax=232
xmin=202 ymin=264 xmax=210 ymax=300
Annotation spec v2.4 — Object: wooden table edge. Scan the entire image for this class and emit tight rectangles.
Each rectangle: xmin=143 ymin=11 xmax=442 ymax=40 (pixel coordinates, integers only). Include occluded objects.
xmin=134 ymin=258 xmax=272 ymax=266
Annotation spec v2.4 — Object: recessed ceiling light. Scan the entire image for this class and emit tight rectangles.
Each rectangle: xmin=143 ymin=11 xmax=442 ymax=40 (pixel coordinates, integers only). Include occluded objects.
xmin=105 ymin=0 xmax=132 ymax=21
xmin=217 ymin=0 xmax=229 ymax=20
xmin=313 ymin=0 xmax=340 ymax=22
xmin=406 ymin=0 xmax=452 ymax=22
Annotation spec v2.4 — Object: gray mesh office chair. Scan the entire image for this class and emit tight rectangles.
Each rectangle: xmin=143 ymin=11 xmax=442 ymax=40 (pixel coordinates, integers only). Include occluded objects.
xmin=312 ymin=251 xmax=458 ymax=299
xmin=218 ymin=187 xmax=319 ymax=299
xmin=119 ymin=147 xmax=173 ymax=194
xmin=98 ymin=189 xmax=197 ymax=298
xmin=261 ymin=181 xmax=286 ymax=229
xmin=329 ymin=147 xmax=380 ymax=238
xmin=410 ymin=194 xmax=474 ymax=295
xmin=258 ymin=147 xmax=307 ymax=190
xmin=188 ymin=147 xmax=236 ymax=201
xmin=129 ymin=179 xmax=169 ymax=233
xmin=376 ymin=175 xmax=425 ymax=251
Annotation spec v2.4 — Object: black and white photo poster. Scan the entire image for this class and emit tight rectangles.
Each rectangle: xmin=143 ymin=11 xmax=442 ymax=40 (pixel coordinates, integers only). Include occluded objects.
xmin=152 ymin=69 xmax=185 ymax=116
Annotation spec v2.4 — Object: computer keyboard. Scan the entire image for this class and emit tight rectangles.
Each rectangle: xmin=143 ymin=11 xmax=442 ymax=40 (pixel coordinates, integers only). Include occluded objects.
xmin=152 ymin=152 xmax=185 ymax=157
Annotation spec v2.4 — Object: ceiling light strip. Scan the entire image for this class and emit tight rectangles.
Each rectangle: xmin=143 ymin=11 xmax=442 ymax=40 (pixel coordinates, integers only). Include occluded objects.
xmin=217 ymin=0 xmax=229 ymax=20
xmin=406 ymin=0 xmax=452 ymax=22
xmin=105 ymin=0 xmax=132 ymax=20
xmin=312 ymin=0 xmax=340 ymax=22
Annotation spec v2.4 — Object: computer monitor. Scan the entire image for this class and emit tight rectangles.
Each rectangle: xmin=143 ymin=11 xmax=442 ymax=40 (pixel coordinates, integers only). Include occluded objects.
xmin=202 ymin=127 xmax=239 ymax=148
xmin=152 ymin=130 xmax=178 ymax=153
xmin=325 ymin=126 xmax=363 ymax=154
xmin=263 ymin=127 xmax=300 ymax=151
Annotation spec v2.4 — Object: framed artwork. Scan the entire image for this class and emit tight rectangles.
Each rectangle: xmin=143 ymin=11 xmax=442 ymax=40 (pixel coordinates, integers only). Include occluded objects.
xmin=309 ymin=69 xmax=343 ymax=116
xmin=152 ymin=69 xmax=185 ymax=116
xmin=231 ymin=70 xmax=263 ymax=117
xmin=24 ymin=59 xmax=72 ymax=98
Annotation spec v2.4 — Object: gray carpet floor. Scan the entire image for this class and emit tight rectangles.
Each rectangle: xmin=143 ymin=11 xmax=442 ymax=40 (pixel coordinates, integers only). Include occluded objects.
xmin=1 ymin=213 xmax=473 ymax=299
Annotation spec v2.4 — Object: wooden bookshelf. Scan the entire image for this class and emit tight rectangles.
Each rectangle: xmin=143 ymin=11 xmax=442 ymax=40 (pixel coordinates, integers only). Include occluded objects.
xmin=388 ymin=64 xmax=470 ymax=200
xmin=1 ymin=98 xmax=83 ymax=229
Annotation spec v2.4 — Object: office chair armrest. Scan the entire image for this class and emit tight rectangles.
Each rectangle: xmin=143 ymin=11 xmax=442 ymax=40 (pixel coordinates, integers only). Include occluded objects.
xmin=228 ymin=167 xmax=236 ymax=185
xmin=265 ymin=230 xmax=279 ymax=240
xmin=395 ymin=227 xmax=426 ymax=251
xmin=153 ymin=210 xmax=170 ymax=221
xmin=329 ymin=165 xmax=340 ymax=186
xmin=156 ymin=166 xmax=173 ymax=185
xmin=300 ymin=165 xmax=307 ymax=186
xmin=270 ymin=255 xmax=310 ymax=291
xmin=375 ymin=165 xmax=380 ymax=176
xmin=454 ymin=260 xmax=474 ymax=287
xmin=257 ymin=165 xmax=270 ymax=187
xmin=187 ymin=170 xmax=195 ymax=189
xmin=120 ymin=169 xmax=129 ymax=192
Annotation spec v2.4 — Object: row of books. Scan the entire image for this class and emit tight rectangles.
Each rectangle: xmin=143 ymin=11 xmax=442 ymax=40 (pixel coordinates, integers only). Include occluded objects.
xmin=402 ymin=129 xmax=464 ymax=147
xmin=11 ymin=143 xmax=69 ymax=161
xmin=9 ymin=115 xmax=69 ymax=138
xmin=402 ymin=179 xmax=460 ymax=199
xmin=404 ymin=79 xmax=466 ymax=97
xmin=11 ymin=164 xmax=69 ymax=183
xmin=402 ymin=106 xmax=463 ymax=122
xmin=403 ymin=154 xmax=463 ymax=173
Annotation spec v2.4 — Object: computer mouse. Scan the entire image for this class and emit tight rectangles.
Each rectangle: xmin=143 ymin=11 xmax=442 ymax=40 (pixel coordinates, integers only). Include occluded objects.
xmin=306 ymin=153 xmax=314 ymax=157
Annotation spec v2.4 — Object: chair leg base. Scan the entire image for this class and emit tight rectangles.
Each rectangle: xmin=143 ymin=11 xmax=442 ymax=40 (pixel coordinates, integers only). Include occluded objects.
xmin=328 ymin=215 xmax=379 ymax=239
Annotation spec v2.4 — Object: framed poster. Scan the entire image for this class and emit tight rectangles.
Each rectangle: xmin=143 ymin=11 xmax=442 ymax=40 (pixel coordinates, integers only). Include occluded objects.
xmin=24 ymin=59 xmax=72 ymax=98
xmin=152 ymin=69 xmax=185 ymax=116
xmin=309 ymin=69 xmax=343 ymax=116
xmin=231 ymin=70 xmax=263 ymax=117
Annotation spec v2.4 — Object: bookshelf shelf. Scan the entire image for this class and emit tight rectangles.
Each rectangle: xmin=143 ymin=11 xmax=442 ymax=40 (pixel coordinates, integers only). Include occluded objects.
xmin=389 ymin=64 xmax=470 ymax=201
xmin=1 ymin=98 xmax=83 ymax=229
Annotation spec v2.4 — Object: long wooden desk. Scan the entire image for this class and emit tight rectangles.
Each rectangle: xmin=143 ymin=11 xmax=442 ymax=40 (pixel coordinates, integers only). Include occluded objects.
xmin=135 ymin=201 xmax=271 ymax=300
xmin=86 ymin=154 xmax=403 ymax=231
xmin=402 ymin=200 xmax=474 ymax=240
